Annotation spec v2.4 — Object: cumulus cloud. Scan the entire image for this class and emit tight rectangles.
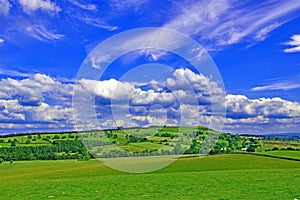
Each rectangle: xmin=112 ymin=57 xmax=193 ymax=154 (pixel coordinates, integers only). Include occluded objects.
xmin=0 ymin=100 xmax=74 ymax=123
xmin=284 ymin=34 xmax=300 ymax=53
xmin=74 ymin=68 xmax=226 ymax=129
xmin=0 ymin=74 xmax=75 ymax=133
xmin=79 ymin=78 xmax=135 ymax=101
xmin=0 ymin=74 xmax=72 ymax=106
xmin=19 ymin=0 xmax=61 ymax=14
xmin=1 ymin=70 xmax=300 ymax=134
xmin=0 ymin=0 xmax=10 ymax=16
xmin=166 ymin=68 xmax=225 ymax=105
xmin=0 ymin=100 xmax=75 ymax=134
xmin=226 ymin=94 xmax=300 ymax=119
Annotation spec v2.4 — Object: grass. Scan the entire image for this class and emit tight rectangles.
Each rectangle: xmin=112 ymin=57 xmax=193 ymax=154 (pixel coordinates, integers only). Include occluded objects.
xmin=259 ymin=140 xmax=300 ymax=150
xmin=258 ymin=150 xmax=300 ymax=159
xmin=129 ymin=142 xmax=166 ymax=149
xmin=0 ymin=154 xmax=300 ymax=199
xmin=118 ymin=142 xmax=173 ymax=153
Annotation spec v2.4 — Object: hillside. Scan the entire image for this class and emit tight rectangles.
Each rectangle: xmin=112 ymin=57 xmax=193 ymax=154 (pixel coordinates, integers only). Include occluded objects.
xmin=0 ymin=126 xmax=299 ymax=162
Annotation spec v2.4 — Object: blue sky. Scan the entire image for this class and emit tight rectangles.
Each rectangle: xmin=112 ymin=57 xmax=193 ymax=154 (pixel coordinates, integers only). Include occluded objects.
xmin=0 ymin=0 xmax=300 ymax=134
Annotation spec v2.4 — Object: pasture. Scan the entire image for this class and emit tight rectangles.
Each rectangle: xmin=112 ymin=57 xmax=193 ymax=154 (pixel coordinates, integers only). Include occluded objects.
xmin=1 ymin=154 xmax=300 ymax=200
xmin=258 ymin=150 xmax=300 ymax=159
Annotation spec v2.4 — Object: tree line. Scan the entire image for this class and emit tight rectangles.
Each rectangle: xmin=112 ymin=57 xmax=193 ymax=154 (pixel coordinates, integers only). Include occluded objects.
xmin=0 ymin=140 xmax=90 ymax=162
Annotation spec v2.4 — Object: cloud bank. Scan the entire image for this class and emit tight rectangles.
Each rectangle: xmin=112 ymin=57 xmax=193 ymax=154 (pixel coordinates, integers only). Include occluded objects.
xmin=1 ymin=69 xmax=300 ymax=134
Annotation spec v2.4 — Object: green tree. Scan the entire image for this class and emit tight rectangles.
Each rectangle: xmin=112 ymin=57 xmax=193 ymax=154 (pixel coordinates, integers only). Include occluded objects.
xmin=53 ymin=135 xmax=60 ymax=139
xmin=246 ymin=145 xmax=256 ymax=152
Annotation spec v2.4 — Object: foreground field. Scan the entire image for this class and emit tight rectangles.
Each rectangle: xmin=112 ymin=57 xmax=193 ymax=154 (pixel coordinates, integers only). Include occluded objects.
xmin=1 ymin=154 xmax=300 ymax=200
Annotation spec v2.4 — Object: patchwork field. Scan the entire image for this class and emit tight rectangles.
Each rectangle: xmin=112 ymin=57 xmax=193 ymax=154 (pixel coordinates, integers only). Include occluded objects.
xmin=1 ymin=154 xmax=300 ymax=200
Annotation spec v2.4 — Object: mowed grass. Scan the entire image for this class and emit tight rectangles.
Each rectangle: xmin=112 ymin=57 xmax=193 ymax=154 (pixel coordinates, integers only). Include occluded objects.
xmin=0 ymin=154 xmax=300 ymax=200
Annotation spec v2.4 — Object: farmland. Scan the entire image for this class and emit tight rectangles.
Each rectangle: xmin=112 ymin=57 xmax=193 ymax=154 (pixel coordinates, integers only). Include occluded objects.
xmin=0 ymin=128 xmax=300 ymax=199
xmin=0 ymin=154 xmax=300 ymax=199
xmin=1 ymin=126 xmax=300 ymax=164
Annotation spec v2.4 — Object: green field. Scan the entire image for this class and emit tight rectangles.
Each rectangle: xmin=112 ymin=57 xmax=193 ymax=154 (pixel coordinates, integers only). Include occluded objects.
xmin=259 ymin=140 xmax=300 ymax=151
xmin=1 ymin=154 xmax=300 ymax=200
xmin=119 ymin=142 xmax=169 ymax=152
xmin=258 ymin=150 xmax=300 ymax=159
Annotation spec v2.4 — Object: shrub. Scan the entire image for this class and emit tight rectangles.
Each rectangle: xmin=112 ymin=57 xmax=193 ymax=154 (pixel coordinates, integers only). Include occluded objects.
xmin=246 ymin=145 xmax=255 ymax=152
xmin=272 ymin=147 xmax=279 ymax=151
xmin=287 ymin=147 xmax=295 ymax=151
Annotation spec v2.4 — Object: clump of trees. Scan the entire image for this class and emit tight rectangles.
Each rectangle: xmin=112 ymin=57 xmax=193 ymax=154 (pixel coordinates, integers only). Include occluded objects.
xmin=0 ymin=140 xmax=91 ymax=162
xmin=185 ymin=133 xmax=260 ymax=155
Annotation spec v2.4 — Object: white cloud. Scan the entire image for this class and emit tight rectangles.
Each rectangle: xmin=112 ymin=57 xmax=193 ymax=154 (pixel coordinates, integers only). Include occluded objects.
xmin=110 ymin=0 xmax=148 ymax=12
xmin=284 ymin=34 xmax=300 ymax=53
xmin=166 ymin=68 xmax=225 ymax=104
xmin=164 ymin=0 xmax=300 ymax=49
xmin=0 ymin=74 xmax=75 ymax=133
xmin=0 ymin=38 xmax=4 ymax=45
xmin=80 ymin=78 xmax=135 ymax=101
xmin=0 ymin=68 xmax=33 ymax=77
xmin=25 ymin=24 xmax=64 ymax=41
xmin=1 ymin=71 xmax=300 ymax=134
xmin=0 ymin=0 xmax=10 ymax=16
xmin=254 ymin=23 xmax=282 ymax=42
xmin=73 ymin=68 xmax=225 ymax=129
xmin=0 ymin=74 xmax=73 ymax=106
xmin=69 ymin=0 xmax=97 ymax=11
xmin=226 ymin=94 xmax=300 ymax=119
xmin=252 ymin=82 xmax=300 ymax=91
xmin=216 ymin=94 xmax=300 ymax=134
xmin=19 ymin=0 xmax=61 ymax=14
xmin=251 ymin=74 xmax=300 ymax=91
xmin=0 ymin=99 xmax=75 ymax=133
xmin=77 ymin=17 xmax=118 ymax=31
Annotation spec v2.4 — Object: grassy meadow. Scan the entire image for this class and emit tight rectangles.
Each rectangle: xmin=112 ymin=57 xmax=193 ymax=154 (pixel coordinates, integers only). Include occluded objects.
xmin=258 ymin=150 xmax=300 ymax=159
xmin=0 ymin=127 xmax=300 ymax=199
xmin=1 ymin=154 xmax=300 ymax=200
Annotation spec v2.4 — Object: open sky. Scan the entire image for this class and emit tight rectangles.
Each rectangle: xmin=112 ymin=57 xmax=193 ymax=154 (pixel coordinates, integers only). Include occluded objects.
xmin=0 ymin=0 xmax=300 ymax=134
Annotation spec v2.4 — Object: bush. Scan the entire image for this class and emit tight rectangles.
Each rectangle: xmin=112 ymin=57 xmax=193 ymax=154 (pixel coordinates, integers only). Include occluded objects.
xmin=0 ymin=158 xmax=4 ymax=164
xmin=272 ymin=147 xmax=279 ymax=151
xmin=246 ymin=145 xmax=256 ymax=152
xmin=287 ymin=147 xmax=295 ymax=151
